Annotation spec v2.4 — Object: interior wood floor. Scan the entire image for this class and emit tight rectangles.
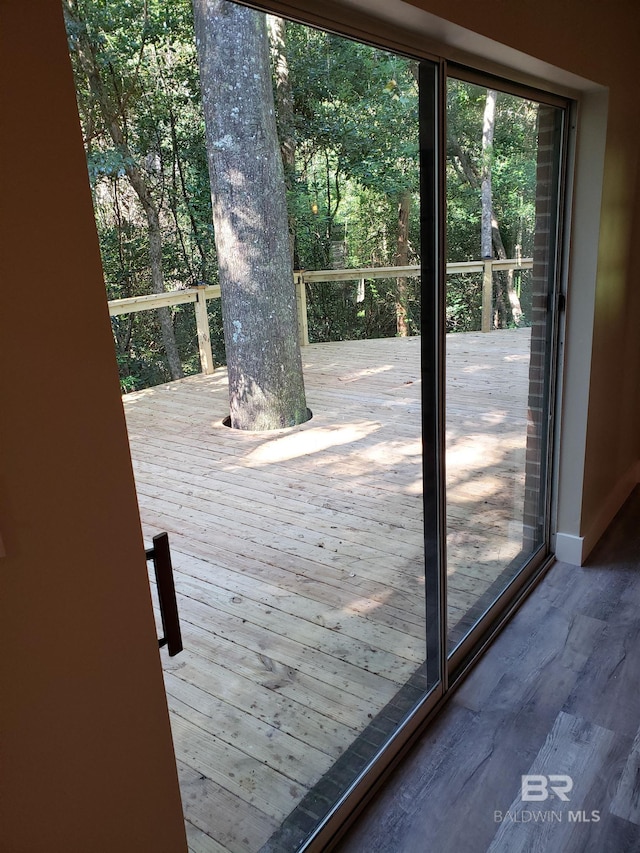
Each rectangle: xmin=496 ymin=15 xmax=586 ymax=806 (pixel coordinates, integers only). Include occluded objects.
xmin=336 ymin=488 xmax=640 ymax=853
xmin=123 ymin=330 xmax=532 ymax=853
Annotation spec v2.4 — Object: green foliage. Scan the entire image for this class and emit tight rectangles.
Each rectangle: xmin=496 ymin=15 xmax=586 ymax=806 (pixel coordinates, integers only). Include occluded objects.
xmin=446 ymin=275 xmax=482 ymax=332
xmin=286 ymin=26 xmax=419 ymax=246
xmin=66 ymin=0 xmax=217 ymax=387
xmin=66 ymin=1 xmax=543 ymax=387
xmin=280 ymin=25 xmax=421 ymax=341
xmin=446 ymin=80 xmax=537 ymax=260
xmin=445 ymin=79 xmax=540 ymax=330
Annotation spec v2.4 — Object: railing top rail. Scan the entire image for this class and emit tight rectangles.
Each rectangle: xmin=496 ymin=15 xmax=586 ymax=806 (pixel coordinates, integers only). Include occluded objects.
xmin=108 ymin=284 xmax=221 ymax=317
xmin=486 ymin=258 xmax=533 ymax=271
xmin=296 ymin=258 xmax=532 ymax=284
xmin=297 ymin=265 xmax=420 ymax=283
xmin=107 ymin=259 xmax=532 ymax=316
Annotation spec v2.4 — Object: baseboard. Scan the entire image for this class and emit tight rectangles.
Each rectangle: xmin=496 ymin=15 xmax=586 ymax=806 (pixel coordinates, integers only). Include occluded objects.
xmin=554 ymin=461 xmax=640 ymax=565
xmin=554 ymin=532 xmax=585 ymax=565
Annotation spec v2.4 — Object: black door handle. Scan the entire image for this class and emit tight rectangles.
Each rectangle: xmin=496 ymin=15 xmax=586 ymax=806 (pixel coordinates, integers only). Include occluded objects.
xmin=146 ymin=532 xmax=183 ymax=657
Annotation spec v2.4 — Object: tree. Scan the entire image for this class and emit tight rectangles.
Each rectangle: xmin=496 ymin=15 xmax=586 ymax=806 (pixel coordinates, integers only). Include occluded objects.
xmin=447 ymin=81 xmax=530 ymax=328
xmin=481 ymin=89 xmax=523 ymax=326
xmin=283 ymin=29 xmax=420 ymax=336
xmin=192 ymin=0 xmax=308 ymax=430
xmin=480 ymin=89 xmax=497 ymax=261
xmin=64 ymin=0 xmax=185 ymax=380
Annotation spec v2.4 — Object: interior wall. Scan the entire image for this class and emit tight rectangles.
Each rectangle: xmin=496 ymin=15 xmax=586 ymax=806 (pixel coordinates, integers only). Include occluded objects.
xmin=579 ymin=88 xmax=640 ymax=556
xmin=0 ymin=1 xmax=187 ymax=850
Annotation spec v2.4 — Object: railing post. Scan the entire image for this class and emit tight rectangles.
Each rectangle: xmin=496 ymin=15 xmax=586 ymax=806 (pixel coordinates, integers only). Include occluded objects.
xmin=295 ymin=272 xmax=310 ymax=347
xmin=193 ymin=285 xmax=215 ymax=374
xmin=481 ymin=258 xmax=493 ymax=333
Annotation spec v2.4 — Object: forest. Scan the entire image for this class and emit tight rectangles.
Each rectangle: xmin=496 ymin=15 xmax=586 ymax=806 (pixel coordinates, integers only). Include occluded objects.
xmin=64 ymin=0 xmax=540 ymax=396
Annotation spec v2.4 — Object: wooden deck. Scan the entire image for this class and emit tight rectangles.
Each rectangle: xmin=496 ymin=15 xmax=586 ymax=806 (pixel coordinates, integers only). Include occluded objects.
xmin=123 ymin=329 xmax=531 ymax=853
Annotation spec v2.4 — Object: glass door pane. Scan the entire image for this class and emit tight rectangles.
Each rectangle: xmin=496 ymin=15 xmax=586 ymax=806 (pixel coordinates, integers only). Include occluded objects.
xmin=445 ymin=77 xmax=564 ymax=651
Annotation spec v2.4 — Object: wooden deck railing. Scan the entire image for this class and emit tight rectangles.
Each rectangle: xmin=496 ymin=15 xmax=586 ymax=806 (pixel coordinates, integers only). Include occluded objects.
xmin=107 ymin=258 xmax=532 ymax=375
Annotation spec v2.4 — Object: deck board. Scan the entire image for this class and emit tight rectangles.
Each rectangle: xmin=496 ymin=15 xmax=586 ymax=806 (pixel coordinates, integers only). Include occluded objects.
xmin=125 ymin=330 xmax=531 ymax=852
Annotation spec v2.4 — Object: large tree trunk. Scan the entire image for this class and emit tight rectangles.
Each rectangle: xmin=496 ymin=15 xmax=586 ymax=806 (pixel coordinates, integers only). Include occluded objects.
xmin=64 ymin=1 xmax=184 ymax=380
xmin=480 ymin=89 xmax=522 ymax=328
xmin=394 ymin=190 xmax=411 ymax=336
xmin=193 ymin=0 xmax=308 ymax=430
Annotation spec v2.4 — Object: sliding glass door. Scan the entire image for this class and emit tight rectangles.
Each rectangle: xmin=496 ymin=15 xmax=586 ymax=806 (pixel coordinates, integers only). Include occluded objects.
xmin=444 ymin=73 xmax=566 ymax=656
xmin=261 ymin=53 xmax=444 ymax=853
